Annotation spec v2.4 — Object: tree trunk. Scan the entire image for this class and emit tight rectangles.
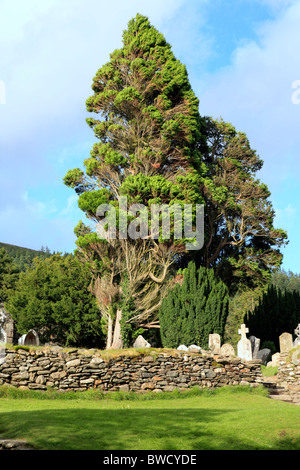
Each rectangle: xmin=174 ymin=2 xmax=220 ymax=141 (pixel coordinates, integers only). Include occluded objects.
xmin=110 ymin=309 xmax=123 ymax=350
xmin=106 ymin=315 xmax=113 ymax=350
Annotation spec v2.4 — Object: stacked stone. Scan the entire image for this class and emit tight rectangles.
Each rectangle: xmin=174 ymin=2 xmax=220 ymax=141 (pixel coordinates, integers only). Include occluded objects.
xmin=0 ymin=347 xmax=263 ymax=393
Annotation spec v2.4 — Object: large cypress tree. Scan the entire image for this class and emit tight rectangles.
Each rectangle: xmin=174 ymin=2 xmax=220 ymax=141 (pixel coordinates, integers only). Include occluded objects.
xmin=64 ymin=14 xmax=207 ymax=349
xmin=159 ymin=262 xmax=229 ymax=348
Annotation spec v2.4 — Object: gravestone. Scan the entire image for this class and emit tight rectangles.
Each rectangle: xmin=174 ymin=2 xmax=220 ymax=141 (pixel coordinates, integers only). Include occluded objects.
xmin=188 ymin=345 xmax=201 ymax=353
xmin=257 ymin=348 xmax=271 ymax=365
xmin=18 ymin=330 xmax=39 ymax=347
xmin=219 ymin=343 xmax=235 ymax=357
xmin=133 ymin=335 xmax=151 ymax=348
xmin=209 ymin=334 xmax=221 ymax=354
xmin=0 ymin=310 xmax=7 ymax=344
xmin=249 ymin=335 xmax=260 ymax=359
xmin=237 ymin=324 xmax=252 ymax=361
xmin=267 ymin=352 xmax=280 ymax=367
xmin=279 ymin=332 xmax=293 ymax=353
xmin=177 ymin=345 xmax=188 ymax=351
xmin=294 ymin=324 xmax=300 ymax=347
xmin=0 ymin=304 xmax=17 ymax=345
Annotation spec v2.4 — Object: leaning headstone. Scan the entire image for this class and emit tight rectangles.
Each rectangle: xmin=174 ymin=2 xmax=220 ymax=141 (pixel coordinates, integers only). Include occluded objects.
xmin=249 ymin=335 xmax=260 ymax=359
xmin=209 ymin=334 xmax=221 ymax=354
xmin=279 ymin=332 xmax=293 ymax=353
xmin=133 ymin=335 xmax=151 ymax=348
xmin=219 ymin=343 xmax=235 ymax=357
xmin=237 ymin=324 xmax=252 ymax=361
xmin=257 ymin=348 xmax=271 ymax=365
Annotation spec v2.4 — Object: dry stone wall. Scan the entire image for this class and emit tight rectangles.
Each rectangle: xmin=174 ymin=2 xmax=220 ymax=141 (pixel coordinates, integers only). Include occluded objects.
xmin=0 ymin=346 xmax=264 ymax=392
xmin=276 ymin=348 xmax=300 ymax=391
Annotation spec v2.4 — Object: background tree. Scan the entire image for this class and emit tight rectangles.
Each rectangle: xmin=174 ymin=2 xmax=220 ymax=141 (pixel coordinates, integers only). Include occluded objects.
xmin=64 ymin=14 xmax=207 ymax=349
xmin=0 ymin=247 xmax=19 ymax=303
xmin=271 ymin=268 xmax=300 ymax=294
xmin=0 ymin=242 xmax=54 ymax=272
xmin=6 ymin=254 xmax=104 ymax=348
xmin=159 ymin=262 xmax=229 ymax=348
xmin=244 ymin=284 xmax=300 ymax=351
xmin=195 ymin=117 xmax=287 ymax=294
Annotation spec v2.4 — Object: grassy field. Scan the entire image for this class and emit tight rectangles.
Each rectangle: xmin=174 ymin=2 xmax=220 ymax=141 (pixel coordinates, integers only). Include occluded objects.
xmin=0 ymin=385 xmax=300 ymax=450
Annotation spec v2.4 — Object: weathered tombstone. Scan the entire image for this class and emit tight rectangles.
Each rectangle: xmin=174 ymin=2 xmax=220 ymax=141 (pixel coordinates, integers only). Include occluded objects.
xmin=188 ymin=344 xmax=201 ymax=353
xmin=219 ymin=343 xmax=235 ymax=357
xmin=209 ymin=334 xmax=221 ymax=354
xmin=0 ymin=304 xmax=17 ymax=345
xmin=177 ymin=345 xmax=188 ymax=351
xmin=291 ymin=349 xmax=300 ymax=366
xmin=293 ymin=324 xmax=300 ymax=347
xmin=0 ymin=310 xmax=7 ymax=345
xmin=257 ymin=348 xmax=271 ymax=365
xmin=249 ymin=335 xmax=260 ymax=359
xmin=133 ymin=335 xmax=151 ymax=348
xmin=279 ymin=332 xmax=293 ymax=353
xmin=237 ymin=324 xmax=252 ymax=361
xmin=267 ymin=352 xmax=280 ymax=368
xmin=18 ymin=329 xmax=39 ymax=347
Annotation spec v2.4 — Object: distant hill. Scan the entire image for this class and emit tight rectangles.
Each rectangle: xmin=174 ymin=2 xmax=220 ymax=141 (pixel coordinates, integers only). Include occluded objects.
xmin=0 ymin=242 xmax=54 ymax=271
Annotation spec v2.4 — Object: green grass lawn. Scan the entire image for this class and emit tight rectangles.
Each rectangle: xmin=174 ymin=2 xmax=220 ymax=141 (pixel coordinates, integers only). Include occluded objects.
xmin=1 ymin=385 xmax=300 ymax=450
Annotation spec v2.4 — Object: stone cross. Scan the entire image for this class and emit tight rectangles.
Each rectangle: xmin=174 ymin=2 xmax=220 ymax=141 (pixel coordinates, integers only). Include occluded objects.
xmin=237 ymin=324 xmax=252 ymax=361
xmin=238 ymin=324 xmax=249 ymax=339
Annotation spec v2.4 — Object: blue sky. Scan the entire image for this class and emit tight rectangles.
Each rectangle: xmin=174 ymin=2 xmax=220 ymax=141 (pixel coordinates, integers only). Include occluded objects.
xmin=0 ymin=0 xmax=299 ymax=274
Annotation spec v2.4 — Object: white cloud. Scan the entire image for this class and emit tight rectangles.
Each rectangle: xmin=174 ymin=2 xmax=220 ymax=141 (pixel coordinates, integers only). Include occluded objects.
xmin=198 ymin=1 xmax=300 ymax=188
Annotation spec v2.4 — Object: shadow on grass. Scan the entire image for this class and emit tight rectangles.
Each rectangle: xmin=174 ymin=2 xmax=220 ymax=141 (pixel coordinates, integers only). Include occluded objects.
xmin=1 ymin=406 xmax=299 ymax=451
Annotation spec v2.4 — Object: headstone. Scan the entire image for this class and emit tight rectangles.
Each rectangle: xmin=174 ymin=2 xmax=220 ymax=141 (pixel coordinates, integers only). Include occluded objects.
xmin=209 ymin=334 xmax=221 ymax=353
xmin=237 ymin=324 xmax=252 ymax=361
xmin=0 ymin=310 xmax=7 ymax=344
xmin=18 ymin=329 xmax=39 ymax=347
xmin=279 ymin=332 xmax=293 ymax=353
xmin=249 ymin=335 xmax=260 ymax=359
xmin=257 ymin=348 xmax=271 ymax=365
xmin=267 ymin=352 xmax=280 ymax=367
xmin=219 ymin=343 xmax=235 ymax=357
xmin=0 ymin=310 xmax=5 ymax=364
xmin=291 ymin=349 xmax=300 ymax=366
xmin=0 ymin=304 xmax=17 ymax=345
xmin=294 ymin=324 xmax=300 ymax=347
xmin=188 ymin=345 xmax=201 ymax=353
xmin=133 ymin=335 xmax=151 ymax=348
xmin=177 ymin=345 xmax=188 ymax=351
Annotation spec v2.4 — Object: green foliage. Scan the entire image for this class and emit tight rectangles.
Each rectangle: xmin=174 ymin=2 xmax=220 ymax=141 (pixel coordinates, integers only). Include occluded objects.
xmin=159 ymin=262 xmax=229 ymax=348
xmin=271 ymin=268 xmax=300 ymax=294
xmin=63 ymin=14 xmax=208 ymax=348
xmin=224 ymin=285 xmax=265 ymax=348
xmin=0 ymin=247 xmax=19 ymax=302
xmin=196 ymin=117 xmax=287 ymax=294
xmin=5 ymin=254 xmax=105 ymax=348
xmin=0 ymin=242 xmax=54 ymax=272
xmin=244 ymin=284 xmax=300 ymax=351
